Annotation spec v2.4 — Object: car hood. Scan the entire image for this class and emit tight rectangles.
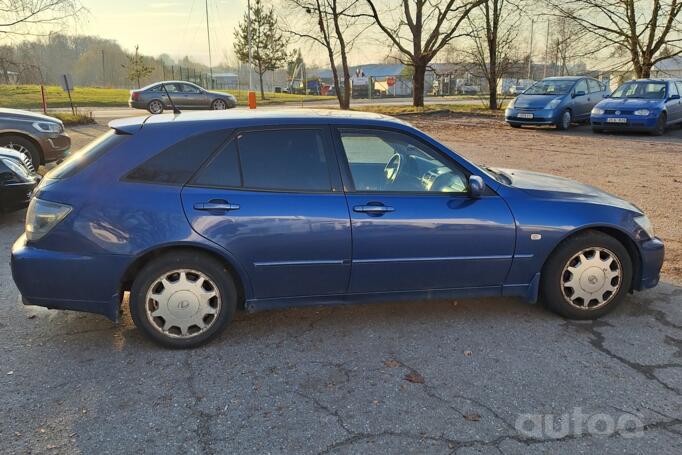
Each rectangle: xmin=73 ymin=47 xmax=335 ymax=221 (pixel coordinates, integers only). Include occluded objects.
xmin=595 ymin=98 xmax=663 ymax=110
xmin=513 ymin=94 xmax=563 ymax=109
xmin=207 ymin=91 xmax=234 ymax=99
xmin=0 ymin=108 xmax=63 ymax=124
xmin=495 ymin=168 xmax=641 ymax=213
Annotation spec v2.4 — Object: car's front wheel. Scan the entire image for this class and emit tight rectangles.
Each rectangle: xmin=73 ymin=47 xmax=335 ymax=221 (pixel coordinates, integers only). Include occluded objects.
xmin=0 ymin=134 xmax=41 ymax=170
xmin=556 ymin=110 xmax=572 ymax=130
xmin=147 ymin=100 xmax=164 ymax=114
xmin=211 ymin=99 xmax=228 ymax=110
xmin=651 ymin=112 xmax=666 ymax=136
xmin=129 ymin=251 xmax=237 ymax=348
xmin=540 ymin=231 xmax=632 ymax=319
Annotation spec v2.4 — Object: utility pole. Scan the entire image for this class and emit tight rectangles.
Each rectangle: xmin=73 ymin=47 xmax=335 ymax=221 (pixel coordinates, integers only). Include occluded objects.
xmin=248 ymin=0 xmax=253 ymax=91
xmin=205 ymin=0 xmax=213 ymax=88
xmin=543 ymin=20 xmax=549 ymax=79
xmin=101 ymin=49 xmax=106 ymax=86
xmin=527 ymin=19 xmax=534 ymax=80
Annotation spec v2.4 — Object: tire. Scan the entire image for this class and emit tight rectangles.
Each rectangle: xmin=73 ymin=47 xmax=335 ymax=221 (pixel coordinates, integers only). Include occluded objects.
xmin=0 ymin=135 xmax=41 ymax=169
xmin=129 ymin=251 xmax=237 ymax=348
xmin=211 ymin=99 xmax=228 ymax=110
xmin=540 ymin=231 xmax=632 ymax=320
xmin=592 ymin=128 xmax=604 ymax=134
xmin=651 ymin=113 xmax=666 ymax=136
xmin=147 ymin=100 xmax=164 ymax=115
xmin=556 ymin=110 xmax=572 ymax=130
xmin=509 ymin=123 xmax=522 ymax=129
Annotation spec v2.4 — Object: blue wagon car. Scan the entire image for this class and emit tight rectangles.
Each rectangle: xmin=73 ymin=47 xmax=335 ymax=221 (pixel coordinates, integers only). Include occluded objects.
xmin=505 ymin=76 xmax=608 ymax=130
xmin=590 ymin=79 xmax=682 ymax=135
xmin=11 ymin=110 xmax=664 ymax=347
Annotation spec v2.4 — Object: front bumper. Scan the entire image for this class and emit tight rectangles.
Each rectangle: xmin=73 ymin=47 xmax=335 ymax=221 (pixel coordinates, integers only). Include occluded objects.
xmin=0 ymin=180 xmax=38 ymax=212
xmin=635 ymin=237 xmax=665 ymax=291
xmin=11 ymin=234 xmax=132 ymax=321
xmin=37 ymin=132 xmax=71 ymax=163
xmin=505 ymin=108 xmax=560 ymax=125
xmin=591 ymin=114 xmax=659 ymax=131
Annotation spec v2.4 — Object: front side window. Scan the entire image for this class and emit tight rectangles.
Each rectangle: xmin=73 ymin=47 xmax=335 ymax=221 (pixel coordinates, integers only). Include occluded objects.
xmin=669 ymin=82 xmax=679 ymax=97
xmin=238 ymin=129 xmax=332 ymax=191
xmin=524 ymin=79 xmax=575 ymax=95
xmin=588 ymin=79 xmax=603 ymax=93
xmin=338 ymin=129 xmax=467 ymax=193
xmin=182 ymin=84 xmax=202 ymax=94
xmin=574 ymin=80 xmax=588 ymax=95
xmin=611 ymin=81 xmax=667 ymax=99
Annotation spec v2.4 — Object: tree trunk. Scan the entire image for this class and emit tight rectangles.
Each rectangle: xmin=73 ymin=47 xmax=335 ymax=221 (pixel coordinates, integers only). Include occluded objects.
xmin=258 ymin=64 xmax=266 ymax=100
xmin=412 ymin=62 xmax=426 ymax=107
xmin=488 ymin=79 xmax=498 ymax=110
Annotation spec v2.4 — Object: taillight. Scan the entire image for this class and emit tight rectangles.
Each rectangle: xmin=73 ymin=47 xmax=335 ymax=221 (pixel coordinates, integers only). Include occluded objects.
xmin=131 ymin=92 xmax=140 ymax=101
xmin=25 ymin=198 xmax=72 ymax=241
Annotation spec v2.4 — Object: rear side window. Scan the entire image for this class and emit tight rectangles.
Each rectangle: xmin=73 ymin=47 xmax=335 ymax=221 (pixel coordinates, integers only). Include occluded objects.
xmin=238 ymin=129 xmax=332 ymax=191
xmin=47 ymin=130 xmax=129 ymax=179
xmin=588 ymin=79 xmax=602 ymax=93
xmin=126 ymin=130 xmax=230 ymax=185
xmin=192 ymin=141 xmax=241 ymax=187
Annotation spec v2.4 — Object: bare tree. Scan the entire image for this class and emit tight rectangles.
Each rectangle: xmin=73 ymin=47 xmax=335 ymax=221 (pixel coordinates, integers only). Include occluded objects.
xmin=465 ymin=0 xmax=523 ymax=109
xmin=547 ymin=0 xmax=682 ymax=78
xmin=285 ymin=0 xmax=366 ymax=109
xmin=546 ymin=14 xmax=589 ymax=77
xmin=0 ymin=0 xmax=83 ymax=36
xmin=364 ymin=0 xmax=483 ymax=107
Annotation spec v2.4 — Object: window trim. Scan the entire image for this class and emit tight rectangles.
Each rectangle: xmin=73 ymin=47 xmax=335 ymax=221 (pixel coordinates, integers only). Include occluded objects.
xmin=187 ymin=125 xmax=343 ymax=194
xmin=331 ymin=125 xmax=473 ymax=197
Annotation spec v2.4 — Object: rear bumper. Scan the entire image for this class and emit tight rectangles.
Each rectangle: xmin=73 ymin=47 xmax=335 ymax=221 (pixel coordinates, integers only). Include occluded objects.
xmin=10 ymin=234 xmax=131 ymax=321
xmin=636 ymin=238 xmax=665 ymax=291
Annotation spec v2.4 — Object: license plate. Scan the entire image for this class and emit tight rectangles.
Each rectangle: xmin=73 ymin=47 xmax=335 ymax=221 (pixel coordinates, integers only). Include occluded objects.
xmin=517 ymin=113 xmax=533 ymax=119
xmin=606 ymin=117 xmax=627 ymax=123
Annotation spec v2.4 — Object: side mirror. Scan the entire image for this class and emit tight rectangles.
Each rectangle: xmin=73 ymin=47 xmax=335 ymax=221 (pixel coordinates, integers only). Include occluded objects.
xmin=669 ymin=94 xmax=680 ymax=101
xmin=573 ymin=90 xmax=586 ymax=98
xmin=469 ymin=175 xmax=485 ymax=199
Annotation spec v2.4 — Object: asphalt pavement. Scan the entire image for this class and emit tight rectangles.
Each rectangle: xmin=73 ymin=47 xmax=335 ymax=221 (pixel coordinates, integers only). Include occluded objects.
xmin=1 ymin=206 xmax=681 ymax=454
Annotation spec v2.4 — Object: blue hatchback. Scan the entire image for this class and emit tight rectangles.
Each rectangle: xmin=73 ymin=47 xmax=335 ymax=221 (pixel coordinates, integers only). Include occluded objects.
xmin=11 ymin=110 xmax=664 ymax=347
xmin=590 ymin=79 xmax=682 ymax=135
xmin=506 ymin=76 xmax=608 ymax=130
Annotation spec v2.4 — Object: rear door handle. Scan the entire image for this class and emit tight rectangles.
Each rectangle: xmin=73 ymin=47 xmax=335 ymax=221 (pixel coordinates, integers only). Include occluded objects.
xmin=353 ymin=204 xmax=395 ymax=214
xmin=194 ymin=201 xmax=240 ymax=212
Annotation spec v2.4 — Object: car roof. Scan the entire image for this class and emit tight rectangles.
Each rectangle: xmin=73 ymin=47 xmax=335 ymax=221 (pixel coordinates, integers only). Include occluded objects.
xmin=541 ymin=76 xmax=584 ymax=81
xmin=629 ymin=78 xmax=681 ymax=83
xmin=109 ymin=109 xmax=411 ymax=134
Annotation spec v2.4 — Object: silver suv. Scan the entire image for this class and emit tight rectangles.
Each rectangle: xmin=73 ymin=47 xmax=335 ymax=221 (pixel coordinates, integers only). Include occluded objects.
xmin=0 ymin=108 xmax=71 ymax=169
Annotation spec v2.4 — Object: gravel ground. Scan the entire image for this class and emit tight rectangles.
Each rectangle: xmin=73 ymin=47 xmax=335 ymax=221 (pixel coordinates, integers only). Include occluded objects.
xmin=1 ymin=116 xmax=680 ymax=454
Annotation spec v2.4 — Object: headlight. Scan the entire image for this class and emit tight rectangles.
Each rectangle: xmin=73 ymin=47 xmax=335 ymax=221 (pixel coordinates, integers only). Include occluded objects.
xmin=32 ymin=121 xmax=62 ymax=133
xmin=634 ymin=215 xmax=655 ymax=239
xmin=25 ymin=198 xmax=72 ymax=241
xmin=1 ymin=157 xmax=30 ymax=180
xmin=544 ymin=98 xmax=562 ymax=110
xmin=591 ymin=107 xmax=605 ymax=115
xmin=507 ymin=97 xmax=516 ymax=109
xmin=634 ymin=109 xmax=650 ymax=116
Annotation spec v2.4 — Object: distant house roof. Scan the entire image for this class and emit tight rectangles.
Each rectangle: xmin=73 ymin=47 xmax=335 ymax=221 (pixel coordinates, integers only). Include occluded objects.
xmin=654 ymin=56 xmax=682 ymax=72
xmin=311 ymin=64 xmax=406 ymax=79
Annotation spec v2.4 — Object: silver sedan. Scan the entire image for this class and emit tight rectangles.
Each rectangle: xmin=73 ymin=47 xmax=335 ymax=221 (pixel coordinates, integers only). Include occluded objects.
xmin=129 ymin=81 xmax=237 ymax=114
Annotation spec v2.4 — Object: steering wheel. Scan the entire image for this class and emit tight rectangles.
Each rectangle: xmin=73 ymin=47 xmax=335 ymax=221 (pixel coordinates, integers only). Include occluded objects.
xmin=384 ymin=153 xmax=402 ymax=184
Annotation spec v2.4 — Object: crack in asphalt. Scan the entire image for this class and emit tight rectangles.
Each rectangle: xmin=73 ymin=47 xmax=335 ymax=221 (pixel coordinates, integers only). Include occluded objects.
xmin=184 ymin=353 xmax=216 ymax=455
xmin=564 ymin=320 xmax=682 ymax=396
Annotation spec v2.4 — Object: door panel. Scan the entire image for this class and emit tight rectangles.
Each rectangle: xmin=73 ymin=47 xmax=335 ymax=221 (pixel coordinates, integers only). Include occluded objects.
xmin=182 ymin=188 xmax=351 ymax=298
xmin=346 ymin=194 xmax=516 ymax=293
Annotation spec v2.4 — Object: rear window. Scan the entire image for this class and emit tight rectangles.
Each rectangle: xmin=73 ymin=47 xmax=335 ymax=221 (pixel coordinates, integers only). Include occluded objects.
xmin=125 ymin=129 xmax=231 ymax=185
xmin=46 ymin=130 xmax=129 ymax=179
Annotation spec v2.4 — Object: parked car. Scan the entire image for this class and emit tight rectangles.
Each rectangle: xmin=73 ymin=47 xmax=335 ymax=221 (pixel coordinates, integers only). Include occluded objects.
xmin=11 ymin=110 xmax=663 ymax=347
xmin=129 ymin=81 xmax=237 ymax=114
xmin=590 ymin=79 xmax=682 ymax=135
xmin=456 ymin=84 xmax=480 ymax=95
xmin=0 ymin=108 xmax=71 ymax=169
xmin=0 ymin=147 xmax=39 ymax=212
xmin=505 ymin=76 xmax=608 ymax=129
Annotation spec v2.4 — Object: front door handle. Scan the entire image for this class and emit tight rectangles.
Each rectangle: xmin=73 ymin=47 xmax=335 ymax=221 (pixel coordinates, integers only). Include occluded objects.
xmin=194 ymin=200 xmax=240 ymax=212
xmin=353 ymin=204 xmax=395 ymax=214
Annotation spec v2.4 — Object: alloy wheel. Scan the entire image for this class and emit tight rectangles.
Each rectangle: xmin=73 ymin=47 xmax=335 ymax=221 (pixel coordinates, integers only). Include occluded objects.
xmin=560 ymin=247 xmax=622 ymax=310
xmin=149 ymin=100 xmax=163 ymax=114
xmin=562 ymin=111 xmax=571 ymax=129
xmin=212 ymin=99 xmax=227 ymax=110
xmin=144 ymin=269 xmax=222 ymax=338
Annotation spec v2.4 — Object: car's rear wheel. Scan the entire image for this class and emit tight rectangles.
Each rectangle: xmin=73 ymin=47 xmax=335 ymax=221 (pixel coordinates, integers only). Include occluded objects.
xmin=651 ymin=113 xmax=666 ymax=136
xmin=0 ymin=134 xmax=41 ymax=170
xmin=211 ymin=99 xmax=227 ymax=110
xmin=509 ymin=123 xmax=522 ymax=129
xmin=147 ymin=100 xmax=164 ymax=115
xmin=556 ymin=110 xmax=572 ymax=130
xmin=129 ymin=251 xmax=237 ymax=348
xmin=540 ymin=231 xmax=632 ymax=319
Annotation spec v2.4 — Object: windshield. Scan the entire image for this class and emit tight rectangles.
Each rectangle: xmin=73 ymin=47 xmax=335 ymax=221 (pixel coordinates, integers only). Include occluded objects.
xmin=523 ymin=80 xmax=575 ymax=95
xmin=611 ymin=81 xmax=667 ymax=99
